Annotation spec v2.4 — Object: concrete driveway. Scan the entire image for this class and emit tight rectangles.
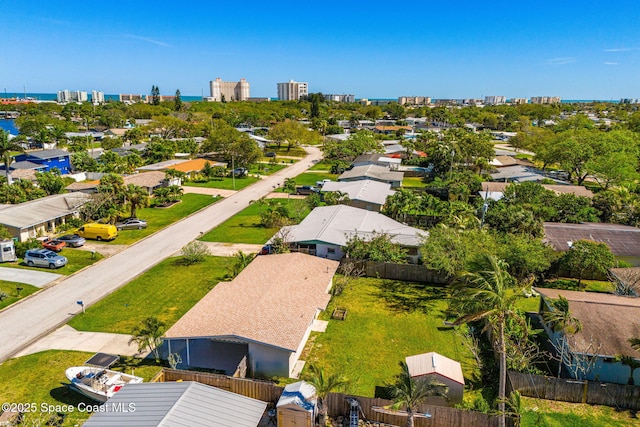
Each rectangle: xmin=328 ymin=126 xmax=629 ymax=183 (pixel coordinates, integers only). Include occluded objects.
xmin=0 ymin=146 xmax=322 ymax=362
xmin=0 ymin=267 xmax=63 ymax=288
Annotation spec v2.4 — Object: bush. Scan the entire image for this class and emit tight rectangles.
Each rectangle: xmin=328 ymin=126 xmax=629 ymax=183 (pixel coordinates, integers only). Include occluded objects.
xmin=15 ymin=238 xmax=41 ymax=258
xmin=180 ymin=241 xmax=211 ymax=265
xmin=56 ymin=218 xmax=84 ymax=233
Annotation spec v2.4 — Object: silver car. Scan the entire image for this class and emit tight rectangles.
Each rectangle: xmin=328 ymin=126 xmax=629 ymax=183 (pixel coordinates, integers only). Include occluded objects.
xmin=24 ymin=249 xmax=68 ymax=269
xmin=115 ymin=218 xmax=148 ymax=230
xmin=57 ymin=234 xmax=86 ymax=248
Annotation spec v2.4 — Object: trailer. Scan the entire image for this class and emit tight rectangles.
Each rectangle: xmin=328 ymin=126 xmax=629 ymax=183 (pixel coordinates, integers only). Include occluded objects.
xmin=0 ymin=240 xmax=17 ymax=262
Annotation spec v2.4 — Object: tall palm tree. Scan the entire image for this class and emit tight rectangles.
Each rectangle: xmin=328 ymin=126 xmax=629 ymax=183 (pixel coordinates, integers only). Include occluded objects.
xmin=0 ymin=129 xmax=25 ymax=184
xmin=304 ymin=364 xmax=348 ymax=426
xmin=451 ymin=254 xmax=518 ymax=427
xmin=387 ymin=361 xmax=447 ymax=427
xmin=229 ymin=250 xmax=255 ymax=278
xmin=124 ymin=184 xmax=150 ymax=218
xmin=542 ymin=295 xmax=582 ymax=378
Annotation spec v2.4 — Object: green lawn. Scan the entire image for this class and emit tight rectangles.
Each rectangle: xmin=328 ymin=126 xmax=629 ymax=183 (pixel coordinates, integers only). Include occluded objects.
xmin=200 ymin=199 xmax=310 ymax=244
xmin=543 ymin=278 xmax=615 ymax=293
xmin=402 ymin=176 xmax=428 ymax=188
xmin=521 ymin=397 xmax=640 ymax=426
xmin=264 ymin=145 xmax=307 ymax=158
xmin=68 ymin=256 xmax=232 ymax=334
xmin=183 ymin=176 xmax=259 ymax=190
xmin=249 ymin=162 xmax=288 ymax=175
xmin=4 ymin=250 xmax=105 ymax=276
xmin=0 ymin=350 xmax=162 ymax=427
xmin=290 ymin=171 xmax=338 ymax=187
xmin=105 ymin=193 xmax=218 ymax=245
xmin=302 ymin=277 xmax=480 ymax=397
xmin=308 ymin=160 xmax=333 ymax=171
xmin=0 ymin=280 xmax=39 ymax=310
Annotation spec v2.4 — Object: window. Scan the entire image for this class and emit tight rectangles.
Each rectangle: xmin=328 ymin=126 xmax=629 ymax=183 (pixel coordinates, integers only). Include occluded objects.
xmin=327 ymin=247 xmax=336 ymax=254
xmin=3 ymin=247 xmax=12 ymax=252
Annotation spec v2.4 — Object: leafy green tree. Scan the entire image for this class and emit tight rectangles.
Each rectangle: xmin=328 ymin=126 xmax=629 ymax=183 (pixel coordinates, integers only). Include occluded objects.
xmin=149 ymin=115 xmax=192 ymax=139
xmin=180 ymin=241 xmax=211 ymax=265
xmin=145 ymin=137 xmax=177 ymax=163
xmin=387 ymin=361 xmax=446 ymax=427
xmin=268 ymin=120 xmax=320 ymax=151
xmin=483 ymin=202 xmax=543 ymax=237
xmin=151 ymin=85 xmax=160 ymax=106
xmin=323 ymin=130 xmax=382 ymax=163
xmin=101 ymin=137 xmax=124 ymax=151
xmin=344 ymin=232 xmax=408 ymax=263
xmin=450 ymin=254 xmax=519 ymax=427
xmin=0 ymin=225 xmax=11 ymax=240
xmin=561 ymin=240 xmax=615 ymax=288
xmin=282 ymin=178 xmax=296 ymax=201
xmin=0 ymin=129 xmax=25 ymax=183
xmin=129 ymin=317 xmax=165 ymax=363
xmin=304 ymin=364 xmax=348 ymax=426
xmin=201 ymin=119 xmax=262 ymax=167
xmin=35 ymin=170 xmax=66 ymax=195
xmin=543 ymin=296 xmax=582 ymax=378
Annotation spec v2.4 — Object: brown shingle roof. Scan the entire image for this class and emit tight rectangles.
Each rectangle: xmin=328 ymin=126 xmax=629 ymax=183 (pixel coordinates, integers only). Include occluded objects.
xmin=123 ymin=171 xmax=166 ymax=189
xmin=165 ymin=253 xmax=339 ymax=351
xmin=536 ymin=287 xmax=640 ymax=357
xmin=543 ymin=222 xmax=640 ymax=256
xmin=169 ymin=159 xmax=224 ymax=173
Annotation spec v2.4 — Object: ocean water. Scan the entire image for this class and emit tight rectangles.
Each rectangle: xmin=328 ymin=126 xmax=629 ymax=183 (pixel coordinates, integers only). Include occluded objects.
xmin=1 ymin=93 xmax=204 ymax=102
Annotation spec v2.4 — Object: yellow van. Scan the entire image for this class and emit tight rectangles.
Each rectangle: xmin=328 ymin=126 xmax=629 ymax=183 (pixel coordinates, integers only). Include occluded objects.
xmin=77 ymin=223 xmax=118 ymax=241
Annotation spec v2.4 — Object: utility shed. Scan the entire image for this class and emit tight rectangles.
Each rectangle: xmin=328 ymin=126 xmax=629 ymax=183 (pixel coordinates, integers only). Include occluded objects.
xmin=83 ymin=381 xmax=267 ymax=427
xmin=405 ymin=352 xmax=465 ymax=406
xmin=276 ymin=381 xmax=317 ymax=427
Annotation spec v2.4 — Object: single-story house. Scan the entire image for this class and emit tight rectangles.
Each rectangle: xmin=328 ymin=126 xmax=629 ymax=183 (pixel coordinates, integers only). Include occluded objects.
xmin=111 ymin=143 xmax=147 ymax=157
xmin=338 ymin=164 xmax=404 ymax=188
xmin=536 ymin=287 xmax=640 ymax=384
xmin=609 ymin=267 xmax=640 ymax=296
xmin=0 ymin=168 xmax=39 ymax=184
xmin=489 ymin=155 xmax=519 ymax=168
xmin=63 ymin=131 xmax=104 ymax=141
xmin=374 ymin=125 xmax=412 ymax=135
xmin=278 ymin=205 xmax=427 ymax=262
xmin=406 ymin=352 xmax=465 ymax=406
xmin=164 ymin=253 xmax=339 ymax=378
xmin=479 ymin=182 xmax=594 ymax=201
xmin=352 ymin=153 xmax=402 ymax=170
xmin=13 ymin=149 xmax=72 ymax=174
xmin=82 ymin=381 xmax=267 ymax=427
xmin=543 ymin=222 xmax=640 ymax=257
xmin=276 ymin=381 xmax=317 ymax=427
xmin=0 ymin=193 xmax=91 ymax=241
xmin=136 ymin=159 xmax=190 ymax=172
xmin=124 ymin=171 xmax=178 ymax=194
xmin=103 ymin=128 xmax=127 ymax=138
xmin=320 ymin=180 xmax=394 ymax=212
xmin=166 ymin=158 xmax=226 ymax=178
xmin=489 ymin=165 xmax=552 ymax=183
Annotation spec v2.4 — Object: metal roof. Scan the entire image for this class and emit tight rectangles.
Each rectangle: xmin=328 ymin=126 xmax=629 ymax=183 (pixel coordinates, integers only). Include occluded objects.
xmin=405 ymin=352 xmax=465 ymax=385
xmin=83 ymin=381 xmax=267 ymax=427
xmin=19 ymin=149 xmax=70 ymax=160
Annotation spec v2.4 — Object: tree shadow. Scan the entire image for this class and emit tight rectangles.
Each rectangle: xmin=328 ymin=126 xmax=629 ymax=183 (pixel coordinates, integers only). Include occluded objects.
xmin=376 ymin=280 xmax=448 ymax=313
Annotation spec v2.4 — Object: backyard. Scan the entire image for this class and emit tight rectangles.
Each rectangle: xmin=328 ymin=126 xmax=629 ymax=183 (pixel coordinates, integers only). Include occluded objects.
xmin=67 ymin=255 xmax=232 ymax=334
xmin=199 ymin=199 xmax=311 ymax=244
xmin=301 ymin=277 xmax=481 ymax=398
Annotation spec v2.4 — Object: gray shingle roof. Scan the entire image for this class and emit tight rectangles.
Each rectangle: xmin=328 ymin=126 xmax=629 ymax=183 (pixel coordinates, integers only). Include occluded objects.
xmin=83 ymin=381 xmax=267 ymax=427
xmin=22 ymin=149 xmax=70 ymax=160
xmin=543 ymin=222 xmax=640 ymax=256
xmin=0 ymin=193 xmax=91 ymax=229
xmin=282 ymin=205 xmax=427 ymax=248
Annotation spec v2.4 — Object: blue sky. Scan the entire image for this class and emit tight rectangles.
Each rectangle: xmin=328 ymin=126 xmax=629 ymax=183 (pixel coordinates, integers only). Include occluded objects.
xmin=1 ymin=1 xmax=639 ymax=99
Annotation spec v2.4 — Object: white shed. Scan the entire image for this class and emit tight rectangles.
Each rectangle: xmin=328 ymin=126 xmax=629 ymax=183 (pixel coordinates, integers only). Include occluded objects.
xmin=406 ymin=352 xmax=465 ymax=406
xmin=276 ymin=381 xmax=317 ymax=427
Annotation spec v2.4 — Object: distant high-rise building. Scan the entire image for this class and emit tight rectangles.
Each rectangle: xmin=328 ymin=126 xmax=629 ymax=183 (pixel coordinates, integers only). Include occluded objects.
xmin=620 ymin=98 xmax=640 ymax=104
xmin=277 ymin=80 xmax=308 ymax=101
xmin=91 ymin=90 xmax=105 ymax=104
xmin=324 ymin=94 xmax=355 ymax=103
xmin=484 ymin=96 xmax=506 ymax=105
xmin=57 ymin=90 xmax=87 ymax=103
xmin=530 ymin=96 xmax=561 ymax=104
xmin=398 ymin=96 xmax=431 ymax=106
xmin=509 ymin=98 xmax=528 ymax=105
xmin=119 ymin=94 xmax=145 ymax=103
xmin=208 ymin=77 xmax=250 ymax=102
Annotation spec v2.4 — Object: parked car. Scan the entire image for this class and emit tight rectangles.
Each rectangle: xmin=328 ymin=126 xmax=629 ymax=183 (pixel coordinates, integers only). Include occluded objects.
xmin=230 ymin=167 xmax=247 ymax=177
xmin=115 ymin=218 xmax=148 ymax=230
xmin=41 ymin=238 xmax=66 ymax=252
xmin=259 ymin=244 xmax=274 ymax=255
xmin=265 ymin=152 xmax=276 ymax=157
xmin=24 ymin=249 xmax=68 ymax=269
xmin=78 ymin=223 xmax=118 ymax=241
xmin=57 ymin=234 xmax=86 ymax=248
xmin=295 ymin=186 xmax=319 ymax=195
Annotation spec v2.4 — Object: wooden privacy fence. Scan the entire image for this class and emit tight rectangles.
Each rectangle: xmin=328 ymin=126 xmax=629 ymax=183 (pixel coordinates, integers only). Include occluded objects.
xmin=341 ymin=260 xmax=450 ymax=284
xmin=507 ymin=370 xmax=640 ymax=410
xmin=154 ymin=369 xmax=512 ymax=427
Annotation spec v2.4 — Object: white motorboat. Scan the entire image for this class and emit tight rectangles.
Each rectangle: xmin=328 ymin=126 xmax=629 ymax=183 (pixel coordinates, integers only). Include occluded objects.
xmin=66 ymin=366 xmax=143 ymax=402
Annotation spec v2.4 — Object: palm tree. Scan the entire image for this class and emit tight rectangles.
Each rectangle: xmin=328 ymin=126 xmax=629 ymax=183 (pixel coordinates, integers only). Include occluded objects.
xmin=129 ymin=316 xmax=166 ymax=363
xmin=0 ymin=129 xmax=25 ymax=184
xmin=283 ymin=178 xmax=296 ymax=201
xmin=542 ymin=295 xmax=582 ymax=378
xmin=304 ymin=364 xmax=348 ymax=426
xmin=451 ymin=254 xmax=518 ymax=427
xmin=167 ymin=185 xmax=184 ymax=202
xmin=630 ymin=338 xmax=640 ymax=351
xmin=124 ymin=184 xmax=150 ymax=218
xmin=387 ymin=361 xmax=447 ymax=427
xmin=229 ymin=250 xmax=255 ymax=278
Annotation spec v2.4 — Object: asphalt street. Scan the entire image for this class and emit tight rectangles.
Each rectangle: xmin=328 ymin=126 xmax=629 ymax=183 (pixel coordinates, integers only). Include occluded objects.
xmin=0 ymin=146 xmax=322 ymax=363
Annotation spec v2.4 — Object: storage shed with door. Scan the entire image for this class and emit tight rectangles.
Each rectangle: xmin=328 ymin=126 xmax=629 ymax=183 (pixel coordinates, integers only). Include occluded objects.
xmin=276 ymin=381 xmax=317 ymax=427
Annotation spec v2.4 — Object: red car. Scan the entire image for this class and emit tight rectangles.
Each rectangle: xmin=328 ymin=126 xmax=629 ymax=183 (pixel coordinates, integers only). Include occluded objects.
xmin=42 ymin=238 xmax=66 ymax=252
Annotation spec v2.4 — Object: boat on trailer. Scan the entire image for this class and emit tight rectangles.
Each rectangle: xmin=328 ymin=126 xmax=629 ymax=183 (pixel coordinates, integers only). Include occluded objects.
xmin=65 ymin=353 xmax=143 ymax=402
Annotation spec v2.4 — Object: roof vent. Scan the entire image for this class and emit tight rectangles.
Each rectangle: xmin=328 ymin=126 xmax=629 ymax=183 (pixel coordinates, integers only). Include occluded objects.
xmin=432 ymin=354 xmax=437 ymax=368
